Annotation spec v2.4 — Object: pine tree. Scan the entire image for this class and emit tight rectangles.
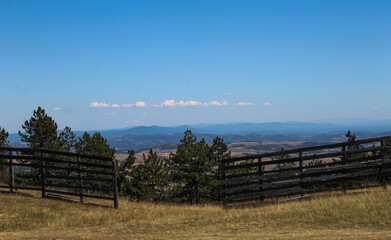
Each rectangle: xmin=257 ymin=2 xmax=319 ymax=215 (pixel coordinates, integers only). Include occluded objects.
xmin=141 ymin=148 xmax=169 ymax=201
xmin=0 ymin=126 xmax=9 ymax=148
xmin=0 ymin=126 xmax=9 ymax=174
xmin=119 ymin=149 xmax=170 ymax=201
xmin=55 ymin=126 xmax=76 ymax=152
xmin=168 ymin=130 xmax=217 ymax=203
xmin=19 ymin=107 xmax=58 ymax=149
xmin=75 ymin=132 xmax=115 ymax=157
xmin=211 ymin=136 xmax=231 ymax=162
xmin=119 ymin=150 xmax=145 ymax=199
xmin=117 ymin=150 xmax=137 ymax=195
xmin=16 ymin=107 xmax=58 ymax=185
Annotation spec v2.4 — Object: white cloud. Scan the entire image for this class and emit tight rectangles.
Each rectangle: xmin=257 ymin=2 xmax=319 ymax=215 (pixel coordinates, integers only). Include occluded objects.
xmin=90 ymin=102 xmax=110 ymax=108
xmin=54 ymin=107 xmax=61 ymax=111
xmin=122 ymin=103 xmax=134 ymax=108
xmin=209 ymin=101 xmax=228 ymax=106
xmin=236 ymin=102 xmax=254 ymax=106
xmin=161 ymin=100 xmax=177 ymax=107
xmin=263 ymin=102 xmax=271 ymax=106
xmin=111 ymin=104 xmax=120 ymax=108
xmin=135 ymin=101 xmax=147 ymax=108
xmin=122 ymin=101 xmax=148 ymax=108
xmin=160 ymin=100 xmax=228 ymax=107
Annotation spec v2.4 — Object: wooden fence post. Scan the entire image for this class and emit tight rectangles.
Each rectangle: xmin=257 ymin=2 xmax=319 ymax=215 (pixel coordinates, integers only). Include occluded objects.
xmin=9 ymin=150 xmax=14 ymax=194
xmin=77 ymin=156 xmax=84 ymax=203
xmin=380 ymin=140 xmax=387 ymax=190
xmin=342 ymin=146 xmax=347 ymax=194
xmin=40 ymin=151 xmax=46 ymax=198
xmin=258 ymin=157 xmax=263 ymax=202
xmin=221 ymin=161 xmax=226 ymax=206
xmin=299 ymin=150 xmax=304 ymax=197
xmin=112 ymin=158 xmax=119 ymax=209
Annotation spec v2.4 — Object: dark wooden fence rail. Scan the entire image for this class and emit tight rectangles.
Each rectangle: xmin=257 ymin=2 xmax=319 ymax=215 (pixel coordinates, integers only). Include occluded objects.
xmin=220 ymin=136 xmax=391 ymax=205
xmin=0 ymin=147 xmax=119 ymax=208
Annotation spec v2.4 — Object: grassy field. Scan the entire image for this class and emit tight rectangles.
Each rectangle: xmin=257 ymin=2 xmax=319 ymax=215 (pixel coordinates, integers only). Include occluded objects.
xmin=1 ymin=189 xmax=391 ymax=239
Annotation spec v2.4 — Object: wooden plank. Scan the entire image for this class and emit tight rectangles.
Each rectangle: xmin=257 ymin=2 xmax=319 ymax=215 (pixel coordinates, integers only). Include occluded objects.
xmin=225 ymin=187 xmax=306 ymax=201
xmin=45 ymin=193 xmax=114 ymax=208
xmin=45 ymin=189 xmax=115 ymax=201
xmin=0 ymin=155 xmax=113 ymax=168
xmin=222 ymin=182 xmax=263 ymax=194
xmin=0 ymin=155 xmax=41 ymax=161
xmin=221 ymin=171 xmax=258 ymax=180
xmin=11 ymin=186 xmax=42 ymax=191
xmin=41 ymin=164 xmax=113 ymax=176
xmin=0 ymin=147 xmax=35 ymax=153
xmin=45 ymin=175 xmax=113 ymax=183
xmin=42 ymin=157 xmax=112 ymax=169
xmin=0 ymin=161 xmax=115 ymax=175
xmin=224 ymin=161 xmax=259 ymax=170
xmin=0 ymin=147 xmax=112 ymax=162
xmin=0 ymin=161 xmax=39 ymax=168
xmin=40 ymin=149 xmax=113 ymax=162
xmin=303 ymin=159 xmax=387 ymax=174
xmin=45 ymin=183 xmax=113 ymax=192
xmin=222 ymin=169 xmax=300 ymax=185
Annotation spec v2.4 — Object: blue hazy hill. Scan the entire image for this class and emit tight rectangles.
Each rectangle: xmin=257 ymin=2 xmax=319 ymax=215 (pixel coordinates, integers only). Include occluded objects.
xmin=7 ymin=120 xmax=391 ymax=151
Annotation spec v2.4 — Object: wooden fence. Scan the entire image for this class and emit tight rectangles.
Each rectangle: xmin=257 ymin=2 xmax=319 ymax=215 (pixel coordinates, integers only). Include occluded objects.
xmin=0 ymin=147 xmax=119 ymax=208
xmin=220 ymin=136 xmax=391 ymax=205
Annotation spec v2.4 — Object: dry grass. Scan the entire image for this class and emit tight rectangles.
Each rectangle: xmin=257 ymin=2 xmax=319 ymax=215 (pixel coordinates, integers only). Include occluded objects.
xmin=1 ymin=189 xmax=391 ymax=239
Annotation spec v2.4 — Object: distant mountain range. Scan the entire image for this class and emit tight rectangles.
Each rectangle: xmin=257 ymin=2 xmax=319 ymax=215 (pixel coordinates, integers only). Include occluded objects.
xmin=8 ymin=120 xmax=391 ymax=153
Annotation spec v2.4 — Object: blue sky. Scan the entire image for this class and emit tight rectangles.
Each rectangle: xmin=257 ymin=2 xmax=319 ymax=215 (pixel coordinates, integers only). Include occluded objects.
xmin=1 ymin=0 xmax=390 ymax=133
